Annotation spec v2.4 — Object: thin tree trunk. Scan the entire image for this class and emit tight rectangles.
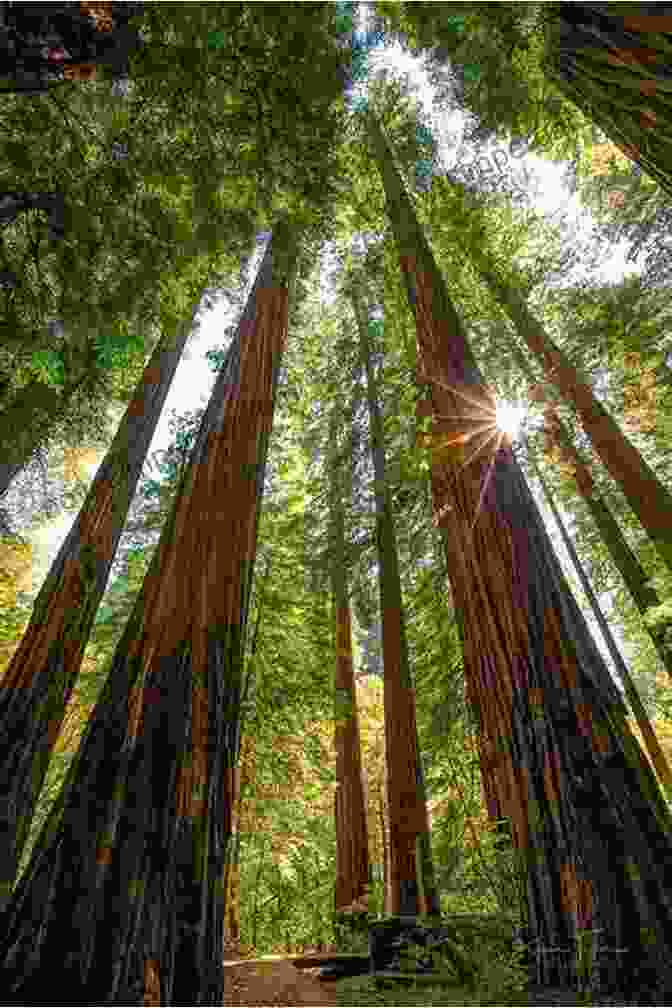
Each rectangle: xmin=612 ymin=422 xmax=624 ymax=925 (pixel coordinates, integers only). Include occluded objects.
xmin=469 ymin=247 xmax=672 ymax=578
xmin=414 ymin=718 xmax=440 ymax=917
xmin=329 ymin=405 xmax=370 ymax=916
xmin=526 ymin=437 xmax=672 ymax=801
xmin=348 ymin=279 xmax=439 ymax=918
xmin=367 ymin=108 xmax=672 ymax=992
xmin=542 ymin=404 xmax=672 ymax=680
xmin=0 ymin=313 xmax=196 ymax=904
xmin=0 ymin=218 xmax=298 ymax=1005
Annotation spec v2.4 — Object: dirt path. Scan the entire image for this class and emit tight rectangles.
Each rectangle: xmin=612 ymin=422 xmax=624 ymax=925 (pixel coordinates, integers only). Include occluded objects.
xmin=221 ymin=956 xmax=661 ymax=1006
xmin=223 ymin=957 xmax=336 ymax=1006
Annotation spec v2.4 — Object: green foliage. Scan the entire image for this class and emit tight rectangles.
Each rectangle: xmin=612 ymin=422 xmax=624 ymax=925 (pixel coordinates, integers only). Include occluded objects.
xmin=3 ymin=19 xmax=672 ymax=1002
xmin=335 ymin=923 xmax=528 ymax=1005
xmin=374 ymin=2 xmax=596 ymax=173
xmin=85 ymin=546 xmax=152 ymax=669
xmin=0 ymin=1 xmax=348 ymax=480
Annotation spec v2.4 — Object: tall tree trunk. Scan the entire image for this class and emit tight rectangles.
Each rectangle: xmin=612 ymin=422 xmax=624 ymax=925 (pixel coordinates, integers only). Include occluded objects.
xmin=468 ymin=245 xmax=672 ymax=578
xmin=0 ymin=313 xmax=196 ymax=904
xmin=0 ymin=218 xmax=298 ymax=1005
xmin=348 ymin=279 xmax=439 ymax=918
xmin=542 ymin=404 xmax=672 ymax=680
xmin=367 ymin=108 xmax=672 ymax=992
xmin=328 ymin=406 xmax=370 ymax=916
xmin=526 ymin=437 xmax=672 ymax=801
xmin=413 ymin=718 xmax=440 ymax=917
xmin=546 ymin=4 xmax=672 ymax=199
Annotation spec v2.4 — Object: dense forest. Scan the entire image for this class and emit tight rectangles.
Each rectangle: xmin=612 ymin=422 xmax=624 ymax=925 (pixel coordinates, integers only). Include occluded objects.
xmin=0 ymin=2 xmax=671 ymax=1005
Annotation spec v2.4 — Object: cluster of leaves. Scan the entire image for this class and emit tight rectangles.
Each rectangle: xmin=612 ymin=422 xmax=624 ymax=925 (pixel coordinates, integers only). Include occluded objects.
xmin=0 ymin=2 xmax=350 ymax=486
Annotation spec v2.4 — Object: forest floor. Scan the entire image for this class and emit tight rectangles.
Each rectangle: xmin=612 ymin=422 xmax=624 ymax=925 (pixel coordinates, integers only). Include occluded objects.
xmin=223 ymin=956 xmax=336 ymax=1005
xmin=221 ymin=955 xmax=660 ymax=1006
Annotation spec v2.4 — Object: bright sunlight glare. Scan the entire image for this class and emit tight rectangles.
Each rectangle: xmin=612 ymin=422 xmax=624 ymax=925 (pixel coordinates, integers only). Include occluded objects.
xmin=495 ymin=400 xmax=526 ymax=442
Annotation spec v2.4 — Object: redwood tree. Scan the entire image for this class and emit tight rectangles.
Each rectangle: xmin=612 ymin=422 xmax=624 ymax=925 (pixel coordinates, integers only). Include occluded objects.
xmin=347 ymin=275 xmax=439 ymax=918
xmin=509 ymin=334 xmax=672 ymax=682
xmin=366 ymin=107 xmax=672 ymax=994
xmin=0 ymin=219 xmax=298 ymax=1005
xmin=0 ymin=306 xmax=196 ymax=904
xmin=328 ymin=403 xmax=370 ymax=917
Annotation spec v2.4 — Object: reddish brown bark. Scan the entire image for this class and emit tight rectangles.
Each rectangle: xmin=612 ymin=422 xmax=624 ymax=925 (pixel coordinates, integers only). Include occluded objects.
xmin=349 ymin=280 xmax=439 ymax=917
xmin=329 ymin=408 xmax=370 ymax=914
xmin=542 ymin=404 xmax=672 ymax=678
xmin=222 ymin=764 xmax=242 ymax=958
xmin=333 ymin=602 xmax=370 ymax=911
xmin=0 ymin=319 xmax=194 ymax=901
xmin=367 ymin=109 xmax=672 ymax=986
xmin=0 ymin=220 xmax=299 ymax=1004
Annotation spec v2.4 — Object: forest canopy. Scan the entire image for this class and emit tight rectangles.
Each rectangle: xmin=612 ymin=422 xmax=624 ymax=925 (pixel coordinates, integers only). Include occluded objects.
xmin=1 ymin=2 xmax=671 ymax=1003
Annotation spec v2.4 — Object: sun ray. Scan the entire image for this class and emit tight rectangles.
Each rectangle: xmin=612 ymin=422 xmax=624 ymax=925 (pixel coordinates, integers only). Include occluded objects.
xmin=422 ymin=388 xmax=525 ymax=530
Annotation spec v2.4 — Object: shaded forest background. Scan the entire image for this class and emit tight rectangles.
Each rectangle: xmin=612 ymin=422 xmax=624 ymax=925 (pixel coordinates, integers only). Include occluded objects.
xmin=0 ymin=1 xmax=671 ymax=957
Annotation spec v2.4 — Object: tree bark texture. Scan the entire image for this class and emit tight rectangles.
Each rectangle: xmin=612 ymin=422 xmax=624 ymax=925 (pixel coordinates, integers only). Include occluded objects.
xmin=0 ymin=218 xmax=298 ymax=1005
xmin=543 ymin=404 xmax=672 ymax=680
xmin=367 ymin=109 xmax=672 ymax=989
xmin=546 ymin=3 xmax=672 ymax=199
xmin=0 ymin=316 xmax=194 ymax=904
xmin=527 ymin=437 xmax=672 ymax=801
